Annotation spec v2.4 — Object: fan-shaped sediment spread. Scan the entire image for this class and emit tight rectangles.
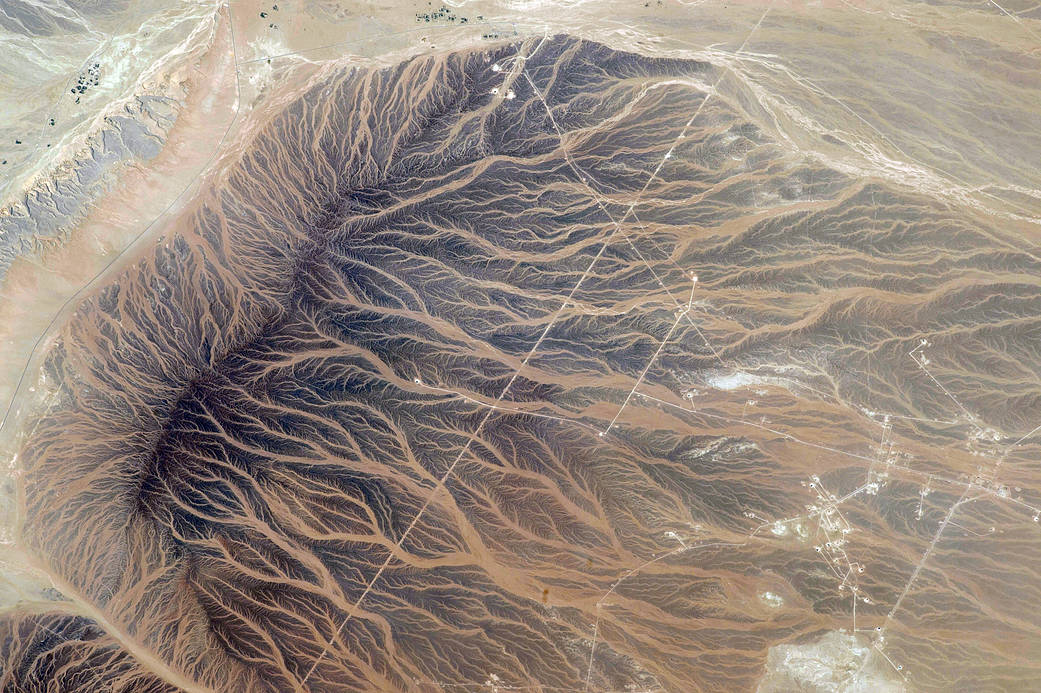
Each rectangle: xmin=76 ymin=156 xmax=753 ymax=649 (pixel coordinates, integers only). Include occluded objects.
xmin=5 ymin=34 xmax=1041 ymax=692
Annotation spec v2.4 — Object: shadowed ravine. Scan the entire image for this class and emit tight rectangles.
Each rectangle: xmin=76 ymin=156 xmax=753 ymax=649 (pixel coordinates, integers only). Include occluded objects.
xmin=4 ymin=34 xmax=1041 ymax=692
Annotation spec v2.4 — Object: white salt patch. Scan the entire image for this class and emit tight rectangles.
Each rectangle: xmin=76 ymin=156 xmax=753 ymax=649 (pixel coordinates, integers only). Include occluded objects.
xmin=757 ymin=631 xmax=905 ymax=693
xmin=706 ymin=371 xmax=766 ymax=391
xmin=760 ymin=591 xmax=784 ymax=608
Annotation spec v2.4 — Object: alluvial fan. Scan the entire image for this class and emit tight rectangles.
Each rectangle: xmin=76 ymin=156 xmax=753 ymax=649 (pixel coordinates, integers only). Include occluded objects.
xmin=4 ymin=34 xmax=1041 ymax=692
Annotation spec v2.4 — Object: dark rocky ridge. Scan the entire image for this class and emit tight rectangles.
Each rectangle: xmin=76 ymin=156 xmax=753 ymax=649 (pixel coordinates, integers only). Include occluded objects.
xmin=0 ymin=94 xmax=178 ymax=278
